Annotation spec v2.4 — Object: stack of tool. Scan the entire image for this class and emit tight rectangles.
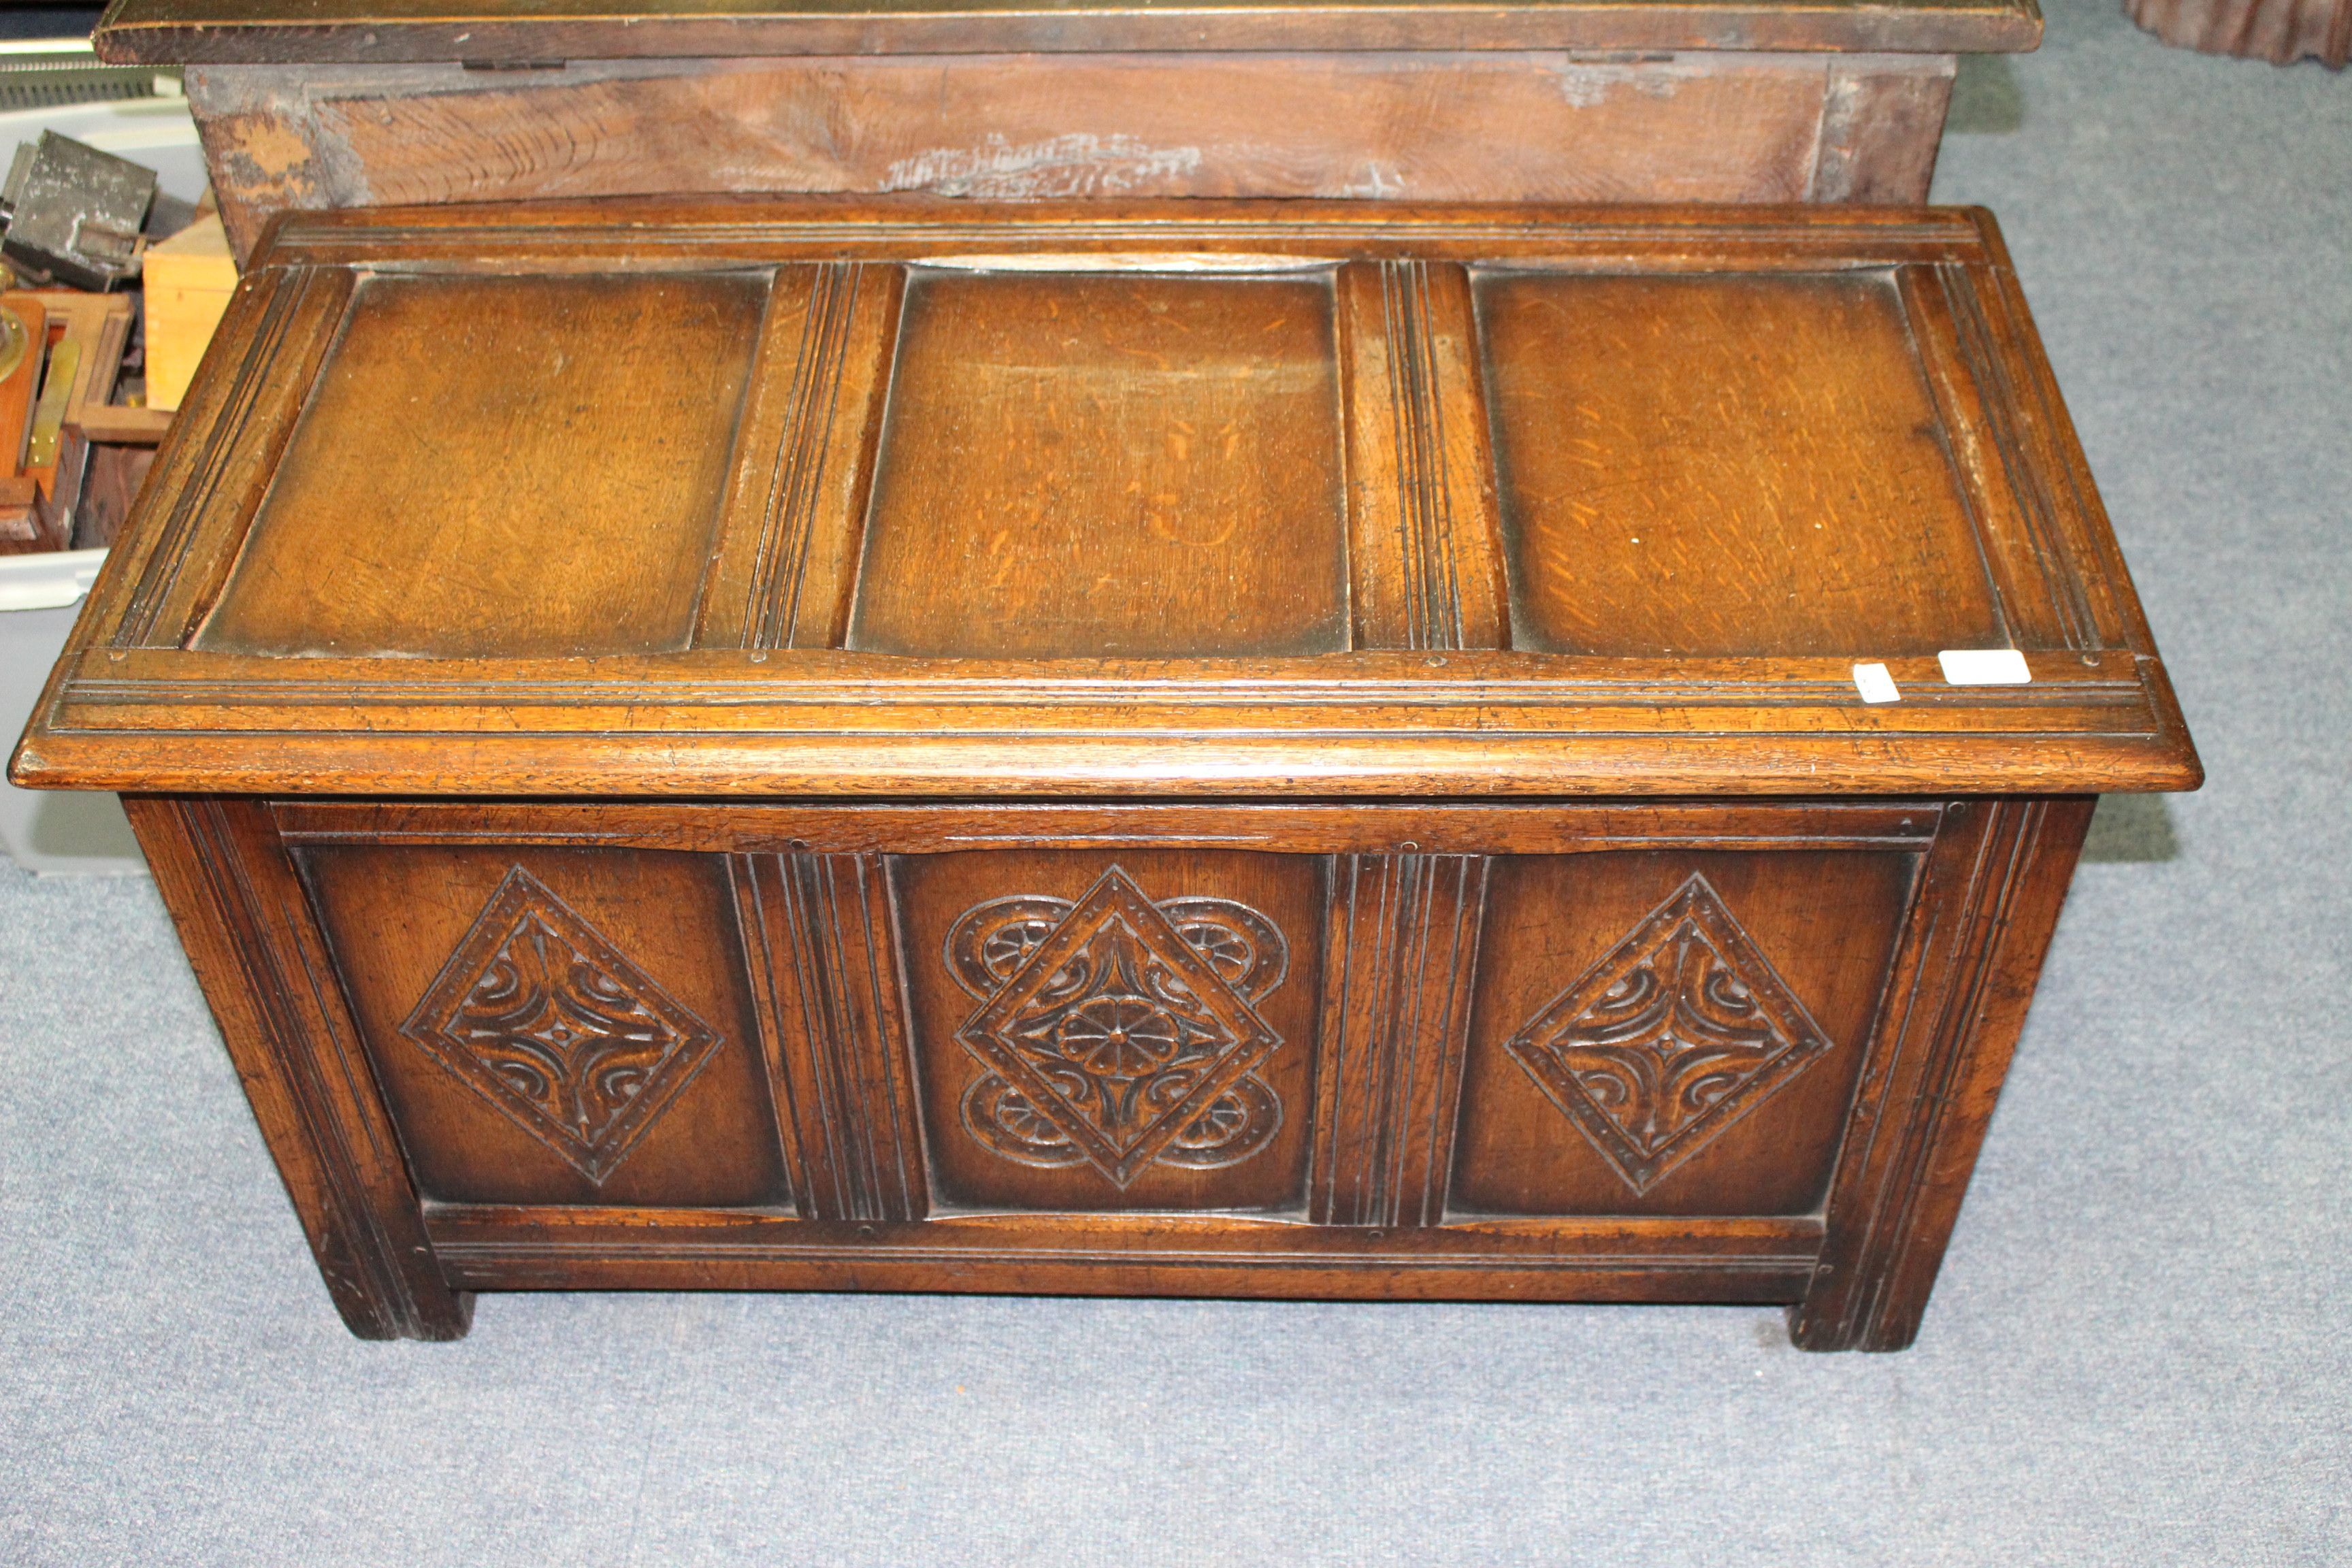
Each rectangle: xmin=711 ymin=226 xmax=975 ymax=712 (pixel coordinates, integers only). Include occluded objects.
xmin=0 ymin=127 xmax=227 ymax=557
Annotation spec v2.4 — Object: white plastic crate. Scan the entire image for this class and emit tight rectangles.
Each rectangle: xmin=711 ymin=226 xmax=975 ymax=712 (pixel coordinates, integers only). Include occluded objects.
xmin=0 ymin=71 xmax=202 ymax=875
xmin=2 ymin=548 xmax=142 ymax=873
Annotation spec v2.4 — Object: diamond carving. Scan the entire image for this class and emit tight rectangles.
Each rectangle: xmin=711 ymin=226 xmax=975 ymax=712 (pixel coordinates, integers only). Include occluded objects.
xmin=947 ymin=868 xmax=1289 ymax=1187
xmin=1503 ymin=874 xmax=1833 ymax=1195
xmin=399 ymin=867 xmax=724 ymax=1183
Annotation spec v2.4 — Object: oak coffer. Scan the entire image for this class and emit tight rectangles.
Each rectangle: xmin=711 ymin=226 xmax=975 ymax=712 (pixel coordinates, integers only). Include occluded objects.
xmin=10 ymin=200 xmax=2199 ymax=1350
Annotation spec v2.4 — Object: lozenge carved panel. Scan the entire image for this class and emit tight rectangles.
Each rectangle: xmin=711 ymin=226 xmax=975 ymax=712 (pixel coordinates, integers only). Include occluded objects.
xmin=1501 ymin=873 xmax=1832 ymax=1195
xmin=399 ymin=866 xmax=725 ymax=1183
xmin=946 ymin=870 xmax=1290 ymax=1186
xmin=1452 ymin=851 xmax=1918 ymax=1217
xmin=299 ymin=845 xmax=788 ymax=1207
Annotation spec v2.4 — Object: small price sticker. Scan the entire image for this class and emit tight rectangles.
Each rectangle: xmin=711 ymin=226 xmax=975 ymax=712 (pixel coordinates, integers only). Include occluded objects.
xmin=1851 ymin=662 xmax=1900 ymax=704
xmin=1937 ymin=649 xmax=2033 ymax=685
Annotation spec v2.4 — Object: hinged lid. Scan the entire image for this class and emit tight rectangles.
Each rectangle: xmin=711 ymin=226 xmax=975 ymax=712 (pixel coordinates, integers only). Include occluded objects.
xmin=93 ymin=0 xmax=2041 ymax=64
xmin=12 ymin=199 xmax=2198 ymax=798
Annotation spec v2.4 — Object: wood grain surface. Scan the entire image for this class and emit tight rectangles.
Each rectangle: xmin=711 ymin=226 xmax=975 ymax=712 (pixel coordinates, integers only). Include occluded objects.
xmin=849 ymin=270 xmax=1350 ymax=658
xmin=1477 ymin=270 xmax=2004 ymax=657
xmin=10 ymin=200 xmax=2201 ymax=801
xmin=195 ymin=271 xmax=766 ymax=657
xmin=176 ymin=54 xmax=1963 ymax=260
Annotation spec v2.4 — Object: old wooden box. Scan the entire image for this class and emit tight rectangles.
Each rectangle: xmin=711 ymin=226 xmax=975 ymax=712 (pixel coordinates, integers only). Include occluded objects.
xmin=11 ymin=199 xmax=2198 ymax=1350
xmin=93 ymin=0 xmax=2043 ymax=261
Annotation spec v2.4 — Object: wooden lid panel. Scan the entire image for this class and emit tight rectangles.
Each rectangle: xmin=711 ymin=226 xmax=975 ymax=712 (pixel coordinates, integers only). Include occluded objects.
xmin=14 ymin=200 xmax=2198 ymax=797
xmin=1478 ymin=267 xmax=2006 ymax=658
xmin=196 ymin=270 xmax=767 ymax=658
xmin=847 ymin=267 xmax=1352 ymax=659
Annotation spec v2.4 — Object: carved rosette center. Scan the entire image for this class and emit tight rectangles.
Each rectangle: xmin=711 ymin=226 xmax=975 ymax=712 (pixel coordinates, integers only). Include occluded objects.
xmin=1503 ymin=873 xmax=1831 ymax=1194
xmin=399 ymin=866 xmax=723 ymax=1183
xmin=947 ymin=868 xmax=1288 ymax=1186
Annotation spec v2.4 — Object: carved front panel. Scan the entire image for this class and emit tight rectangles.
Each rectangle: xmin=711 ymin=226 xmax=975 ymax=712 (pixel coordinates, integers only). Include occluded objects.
xmin=1452 ymin=851 xmax=1918 ymax=1217
xmin=949 ymin=870 xmax=1290 ymax=1184
xmin=299 ymin=847 xmax=787 ymax=1207
xmin=896 ymin=851 xmax=1324 ymax=1212
xmin=285 ymin=821 xmax=1926 ymax=1229
xmin=399 ymin=866 xmax=727 ymax=1183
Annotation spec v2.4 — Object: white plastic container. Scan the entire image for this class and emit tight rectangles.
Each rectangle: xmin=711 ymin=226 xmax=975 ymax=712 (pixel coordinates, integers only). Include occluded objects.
xmin=0 ymin=64 xmax=203 ymax=875
xmin=2 ymin=548 xmax=143 ymax=874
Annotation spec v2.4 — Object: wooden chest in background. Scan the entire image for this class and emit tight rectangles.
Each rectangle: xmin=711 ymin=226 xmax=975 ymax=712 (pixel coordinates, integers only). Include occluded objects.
xmin=88 ymin=0 xmax=2043 ymax=261
xmin=11 ymin=200 xmax=2197 ymax=1349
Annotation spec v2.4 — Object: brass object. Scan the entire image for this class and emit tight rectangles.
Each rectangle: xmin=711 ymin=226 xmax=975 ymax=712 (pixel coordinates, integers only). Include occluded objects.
xmin=0 ymin=304 xmax=27 ymax=385
xmin=27 ymin=335 xmax=78 ymax=469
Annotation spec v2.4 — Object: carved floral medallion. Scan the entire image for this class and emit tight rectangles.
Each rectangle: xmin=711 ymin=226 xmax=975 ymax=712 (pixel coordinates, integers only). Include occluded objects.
xmin=946 ymin=868 xmax=1289 ymax=1186
xmin=399 ymin=866 xmax=723 ymax=1182
xmin=1503 ymin=874 xmax=1831 ymax=1194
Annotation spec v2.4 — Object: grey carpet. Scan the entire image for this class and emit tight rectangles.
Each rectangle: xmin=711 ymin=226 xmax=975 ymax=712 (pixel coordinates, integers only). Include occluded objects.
xmin=3 ymin=4 xmax=2347 ymax=1561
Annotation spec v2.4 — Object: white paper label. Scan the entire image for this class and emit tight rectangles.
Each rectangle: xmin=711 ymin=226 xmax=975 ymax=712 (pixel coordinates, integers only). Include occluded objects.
xmin=1938 ymin=648 xmax=2032 ymax=685
xmin=1851 ymin=662 xmax=1900 ymax=704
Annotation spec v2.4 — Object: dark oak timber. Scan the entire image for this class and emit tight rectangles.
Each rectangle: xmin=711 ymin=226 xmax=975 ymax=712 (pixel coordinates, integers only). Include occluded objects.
xmin=732 ymin=851 xmax=928 ymax=1222
xmin=167 ymin=53 xmax=1978 ymax=264
xmin=95 ymin=0 xmax=2040 ymax=63
xmin=98 ymin=0 xmax=2032 ymax=261
xmin=17 ymin=199 xmax=2193 ymax=1350
xmin=1792 ymin=795 xmax=2094 ymax=1350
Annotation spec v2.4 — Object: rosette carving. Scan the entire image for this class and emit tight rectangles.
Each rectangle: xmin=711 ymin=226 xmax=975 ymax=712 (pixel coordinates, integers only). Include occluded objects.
xmin=946 ymin=869 xmax=1288 ymax=1186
